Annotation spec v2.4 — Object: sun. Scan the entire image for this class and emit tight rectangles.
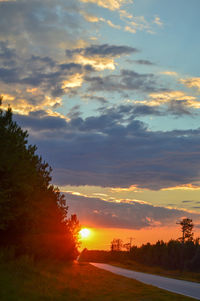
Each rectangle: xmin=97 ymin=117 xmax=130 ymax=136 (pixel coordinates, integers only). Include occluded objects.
xmin=79 ymin=228 xmax=91 ymax=239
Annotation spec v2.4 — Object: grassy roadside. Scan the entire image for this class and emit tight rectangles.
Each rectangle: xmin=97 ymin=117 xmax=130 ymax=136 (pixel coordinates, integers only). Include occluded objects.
xmin=109 ymin=260 xmax=200 ymax=283
xmin=0 ymin=256 xmax=197 ymax=301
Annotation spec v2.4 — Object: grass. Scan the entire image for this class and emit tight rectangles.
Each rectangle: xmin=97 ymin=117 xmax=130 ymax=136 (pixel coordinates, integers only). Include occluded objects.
xmin=109 ymin=260 xmax=200 ymax=283
xmin=0 ymin=255 xmax=197 ymax=301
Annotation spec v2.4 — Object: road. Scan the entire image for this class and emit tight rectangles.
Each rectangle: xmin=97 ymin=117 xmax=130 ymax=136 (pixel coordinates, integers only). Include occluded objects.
xmin=90 ymin=263 xmax=200 ymax=300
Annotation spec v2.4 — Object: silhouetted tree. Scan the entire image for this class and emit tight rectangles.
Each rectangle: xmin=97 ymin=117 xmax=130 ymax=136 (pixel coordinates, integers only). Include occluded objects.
xmin=110 ymin=238 xmax=123 ymax=251
xmin=177 ymin=218 xmax=194 ymax=243
xmin=0 ymin=99 xmax=79 ymax=260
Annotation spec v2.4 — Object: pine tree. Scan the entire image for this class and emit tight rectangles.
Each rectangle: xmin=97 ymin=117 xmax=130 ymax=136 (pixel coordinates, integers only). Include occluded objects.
xmin=177 ymin=218 xmax=194 ymax=244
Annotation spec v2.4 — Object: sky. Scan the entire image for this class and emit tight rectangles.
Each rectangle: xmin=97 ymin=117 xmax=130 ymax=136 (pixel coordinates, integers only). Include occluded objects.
xmin=1 ymin=0 xmax=200 ymax=249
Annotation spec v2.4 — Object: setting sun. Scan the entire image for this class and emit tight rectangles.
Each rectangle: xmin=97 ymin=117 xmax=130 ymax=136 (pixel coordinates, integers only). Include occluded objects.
xmin=79 ymin=228 xmax=91 ymax=239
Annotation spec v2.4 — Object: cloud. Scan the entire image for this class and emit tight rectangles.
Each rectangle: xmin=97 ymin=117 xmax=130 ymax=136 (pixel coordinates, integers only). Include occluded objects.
xmin=65 ymin=192 xmax=200 ymax=229
xmin=153 ymin=16 xmax=163 ymax=27
xmin=180 ymin=77 xmax=200 ymax=91
xmin=0 ymin=0 xmax=83 ymax=59
xmin=82 ymin=12 xmax=121 ymax=29
xmin=182 ymin=200 xmax=193 ymax=203
xmin=162 ymin=184 xmax=200 ymax=191
xmin=14 ymin=105 xmax=200 ymax=190
xmin=85 ymin=69 xmax=159 ymax=94
xmin=66 ymin=44 xmax=138 ymax=71
xmin=119 ymin=9 xmax=133 ymax=20
xmin=123 ymin=15 xmax=162 ymax=35
xmin=66 ymin=44 xmax=138 ymax=58
xmin=124 ymin=26 xmax=136 ymax=34
xmin=0 ymin=1 xmax=95 ymax=113
xmin=133 ymin=90 xmax=200 ymax=115
xmin=14 ymin=110 xmax=68 ymax=131
xmin=161 ymin=71 xmax=178 ymax=77
xmin=0 ymin=41 xmax=97 ymax=113
xmin=148 ymin=91 xmax=200 ymax=115
xmin=134 ymin=59 xmax=155 ymax=66
xmin=80 ymin=0 xmax=130 ymax=11
xmin=83 ymin=94 xmax=107 ymax=104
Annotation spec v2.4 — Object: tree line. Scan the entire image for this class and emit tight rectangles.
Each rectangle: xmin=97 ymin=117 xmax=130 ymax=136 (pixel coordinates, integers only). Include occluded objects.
xmin=0 ymin=98 xmax=80 ymax=260
xmin=80 ymin=218 xmax=200 ymax=272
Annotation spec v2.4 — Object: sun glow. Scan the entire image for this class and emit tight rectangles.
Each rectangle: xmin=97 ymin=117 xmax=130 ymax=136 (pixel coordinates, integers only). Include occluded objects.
xmin=79 ymin=228 xmax=91 ymax=239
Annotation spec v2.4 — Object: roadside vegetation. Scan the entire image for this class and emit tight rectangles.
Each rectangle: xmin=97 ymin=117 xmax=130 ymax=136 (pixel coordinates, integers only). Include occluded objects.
xmin=0 ymin=253 xmax=196 ymax=301
xmin=0 ymin=98 xmax=80 ymax=260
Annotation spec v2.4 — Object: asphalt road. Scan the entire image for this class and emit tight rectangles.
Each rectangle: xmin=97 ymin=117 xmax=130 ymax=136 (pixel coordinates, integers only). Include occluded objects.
xmin=90 ymin=263 xmax=200 ymax=300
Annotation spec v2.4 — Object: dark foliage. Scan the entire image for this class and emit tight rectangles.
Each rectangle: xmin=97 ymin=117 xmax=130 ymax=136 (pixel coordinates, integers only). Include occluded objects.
xmin=79 ymin=249 xmax=129 ymax=263
xmin=0 ymin=99 xmax=79 ymax=260
xmin=177 ymin=218 xmax=194 ymax=243
xmin=129 ymin=239 xmax=200 ymax=271
xmin=80 ymin=239 xmax=200 ymax=272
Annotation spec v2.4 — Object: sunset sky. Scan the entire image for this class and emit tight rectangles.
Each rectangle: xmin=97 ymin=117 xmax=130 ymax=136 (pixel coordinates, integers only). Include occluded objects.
xmin=1 ymin=0 xmax=200 ymax=249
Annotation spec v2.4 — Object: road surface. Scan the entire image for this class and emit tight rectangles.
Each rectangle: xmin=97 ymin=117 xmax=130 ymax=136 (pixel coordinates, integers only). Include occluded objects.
xmin=90 ymin=263 xmax=200 ymax=300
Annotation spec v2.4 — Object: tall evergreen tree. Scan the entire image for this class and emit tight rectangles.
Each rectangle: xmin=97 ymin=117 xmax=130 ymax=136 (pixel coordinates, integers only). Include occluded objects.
xmin=177 ymin=218 xmax=194 ymax=243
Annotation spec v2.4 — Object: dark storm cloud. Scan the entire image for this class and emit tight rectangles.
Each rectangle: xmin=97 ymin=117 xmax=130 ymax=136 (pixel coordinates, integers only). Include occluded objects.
xmin=65 ymin=193 xmax=200 ymax=229
xmin=66 ymin=44 xmax=139 ymax=58
xmin=15 ymin=105 xmax=200 ymax=190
